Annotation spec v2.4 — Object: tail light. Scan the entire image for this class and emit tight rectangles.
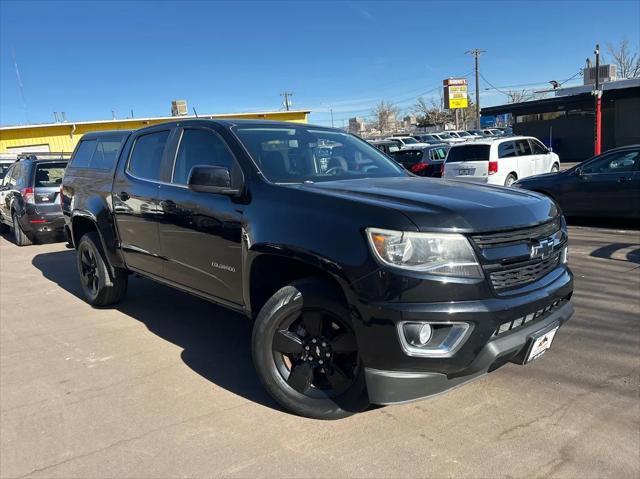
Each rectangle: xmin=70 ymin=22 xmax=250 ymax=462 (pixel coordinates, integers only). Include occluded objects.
xmin=410 ymin=163 xmax=429 ymax=174
xmin=488 ymin=161 xmax=498 ymax=175
xmin=21 ymin=187 xmax=35 ymax=204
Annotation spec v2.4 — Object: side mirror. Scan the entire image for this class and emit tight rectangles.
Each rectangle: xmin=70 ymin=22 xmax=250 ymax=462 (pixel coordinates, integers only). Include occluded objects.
xmin=188 ymin=165 xmax=241 ymax=195
xmin=575 ymin=167 xmax=584 ymax=177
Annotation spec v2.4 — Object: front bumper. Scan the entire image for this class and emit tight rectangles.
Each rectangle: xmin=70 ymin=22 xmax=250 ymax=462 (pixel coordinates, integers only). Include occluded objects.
xmin=365 ymin=301 xmax=573 ymax=404
xmin=350 ymin=266 xmax=574 ymax=404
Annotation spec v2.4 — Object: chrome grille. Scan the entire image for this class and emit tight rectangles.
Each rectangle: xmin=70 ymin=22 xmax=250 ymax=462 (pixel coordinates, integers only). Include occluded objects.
xmin=490 ymin=252 xmax=561 ymax=290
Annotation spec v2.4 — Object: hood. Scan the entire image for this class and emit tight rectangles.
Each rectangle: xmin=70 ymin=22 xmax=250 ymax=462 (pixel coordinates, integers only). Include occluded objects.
xmin=516 ymin=169 xmax=569 ymax=184
xmin=288 ymin=177 xmax=558 ymax=233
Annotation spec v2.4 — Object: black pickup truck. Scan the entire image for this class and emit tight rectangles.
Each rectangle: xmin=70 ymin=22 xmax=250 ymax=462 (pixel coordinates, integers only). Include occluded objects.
xmin=61 ymin=120 xmax=574 ymax=419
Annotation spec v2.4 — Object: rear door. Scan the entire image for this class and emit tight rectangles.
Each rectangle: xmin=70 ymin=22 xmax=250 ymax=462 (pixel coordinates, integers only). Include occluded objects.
xmin=112 ymin=127 xmax=172 ymax=276
xmin=0 ymin=164 xmax=16 ymax=225
xmin=514 ymin=139 xmax=534 ymax=178
xmin=443 ymin=144 xmax=491 ymax=182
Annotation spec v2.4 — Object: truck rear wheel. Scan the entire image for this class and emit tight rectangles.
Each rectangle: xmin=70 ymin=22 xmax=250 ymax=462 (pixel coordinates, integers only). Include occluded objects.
xmin=77 ymin=232 xmax=127 ymax=307
xmin=252 ymin=278 xmax=369 ymax=419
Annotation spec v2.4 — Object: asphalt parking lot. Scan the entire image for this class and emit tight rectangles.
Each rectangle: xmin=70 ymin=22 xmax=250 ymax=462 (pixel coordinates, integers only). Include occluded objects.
xmin=1 ymin=223 xmax=639 ymax=479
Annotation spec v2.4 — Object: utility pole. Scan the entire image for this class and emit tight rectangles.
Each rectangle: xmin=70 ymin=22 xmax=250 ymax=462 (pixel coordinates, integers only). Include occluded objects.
xmin=466 ymin=49 xmax=484 ymax=128
xmin=280 ymin=92 xmax=293 ymax=111
xmin=330 ymin=107 xmax=334 ymax=128
xmin=593 ymin=44 xmax=602 ymax=155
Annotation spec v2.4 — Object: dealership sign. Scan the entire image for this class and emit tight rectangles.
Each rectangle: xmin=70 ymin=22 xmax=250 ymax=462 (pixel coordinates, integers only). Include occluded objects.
xmin=443 ymin=78 xmax=468 ymax=109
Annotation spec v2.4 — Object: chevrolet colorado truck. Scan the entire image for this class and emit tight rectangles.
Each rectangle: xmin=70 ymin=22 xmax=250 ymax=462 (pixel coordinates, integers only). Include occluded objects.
xmin=61 ymin=120 xmax=574 ymax=419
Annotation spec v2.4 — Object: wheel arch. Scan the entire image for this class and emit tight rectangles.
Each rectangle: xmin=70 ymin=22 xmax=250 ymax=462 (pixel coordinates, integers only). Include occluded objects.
xmin=246 ymin=251 xmax=349 ymax=319
xmin=70 ymin=209 xmax=127 ymax=274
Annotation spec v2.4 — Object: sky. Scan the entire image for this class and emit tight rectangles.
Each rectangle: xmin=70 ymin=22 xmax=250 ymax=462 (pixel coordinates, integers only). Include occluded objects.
xmin=1 ymin=0 xmax=639 ymax=127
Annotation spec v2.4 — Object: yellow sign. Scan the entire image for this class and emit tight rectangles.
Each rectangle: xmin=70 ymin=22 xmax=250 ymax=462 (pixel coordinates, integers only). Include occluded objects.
xmin=449 ymin=98 xmax=469 ymax=108
xmin=443 ymin=78 xmax=469 ymax=109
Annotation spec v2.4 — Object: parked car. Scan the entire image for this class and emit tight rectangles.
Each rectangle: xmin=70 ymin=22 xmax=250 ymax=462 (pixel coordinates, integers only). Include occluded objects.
xmin=391 ymin=144 xmax=449 ymax=177
xmin=0 ymin=157 xmax=14 ymax=181
xmin=514 ymin=145 xmax=640 ymax=219
xmin=446 ymin=130 xmax=475 ymax=141
xmin=430 ymin=132 xmax=466 ymax=144
xmin=412 ymin=134 xmax=441 ymax=144
xmin=368 ymin=139 xmax=401 ymax=155
xmin=62 ymin=120 xmax=573 ymax=420
xmin=467 ymin=129 xmax=489 ymax=137
xmin=386 ymin=136 xmax=430 ymax=150
xmin=0 ymin=155 xmax=68 ymax=245
xmin=443 ymin=136 xmax=560 ymax=186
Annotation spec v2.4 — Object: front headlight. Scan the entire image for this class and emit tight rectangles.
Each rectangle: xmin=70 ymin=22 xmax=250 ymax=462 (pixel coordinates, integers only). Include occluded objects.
xmin=366 ymin=228 xmax=483 ymax=279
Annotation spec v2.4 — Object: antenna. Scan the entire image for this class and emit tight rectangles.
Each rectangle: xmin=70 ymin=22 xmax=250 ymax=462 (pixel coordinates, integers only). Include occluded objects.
xmin=61 ymin=112 xmax=67 ymax=122
xmin=53 ymin=111 xmax=59 ymax=122
xmin=111 ymin=110 xmax=116 ymax=120
xmin=193 ymin=107 xmax=199 ymax=118
xmin=280 ymin=91 xmax=293 ymax=111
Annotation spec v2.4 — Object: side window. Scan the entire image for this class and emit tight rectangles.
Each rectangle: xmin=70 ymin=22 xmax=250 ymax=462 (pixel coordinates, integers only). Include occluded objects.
xmin=71 ymin=140 xmax=97 ymax=168
xmin=91 ymin=137 xmax=124 ymax=170
xmin=498 ymin=141 xmax=517 ymax=158
xmin=128 ymin=130 xmax=170 ymax=181
xmin=172 ymin=129 xmax=234 ymax=185
xmin=3 ymin=166 xmax=15 ymax=186
xmin=582 ymin=150 xmax=640 ymax=174
xmin=515 ymin=139 xmax=532 ymax=156
xmin=12 ymin=163 xmax=26 ymax=187
xmin=530 ymin=139 xmax=548 ymax=155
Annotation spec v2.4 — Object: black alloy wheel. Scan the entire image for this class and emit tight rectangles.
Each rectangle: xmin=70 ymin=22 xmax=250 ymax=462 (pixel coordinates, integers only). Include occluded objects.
xmin=252 ymin=278 xmax=369 ymax=419
xmin=79 ymin=245 xmax=100 ymax=296
xmin=272 ymin=308 xmax=359 ymax=399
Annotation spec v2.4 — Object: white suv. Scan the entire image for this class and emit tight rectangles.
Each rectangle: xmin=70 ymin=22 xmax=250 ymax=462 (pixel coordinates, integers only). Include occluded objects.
xmin=443 ymin=136 xmax=560 ymax=186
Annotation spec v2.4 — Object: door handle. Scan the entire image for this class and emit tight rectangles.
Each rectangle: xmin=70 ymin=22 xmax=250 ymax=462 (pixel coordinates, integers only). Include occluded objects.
xmin=118 ymin=191 xmax=130 ymax=201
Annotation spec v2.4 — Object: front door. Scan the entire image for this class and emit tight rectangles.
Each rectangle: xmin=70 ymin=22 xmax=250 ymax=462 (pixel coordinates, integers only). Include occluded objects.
xmin=562 ymin=148 xmax=640 ymax=217
xmin=158 ymin=126 xmax=244 ymax=305
xmin=112 ymin=128 xmax=171 ymax=276
xmin=514 ymin=139 xmax=534 ymax=178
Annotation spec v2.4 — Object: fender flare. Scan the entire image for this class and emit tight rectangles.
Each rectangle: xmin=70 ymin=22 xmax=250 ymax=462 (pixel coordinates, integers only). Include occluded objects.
xmin=70 ymin=209 xmax=127 ymax=273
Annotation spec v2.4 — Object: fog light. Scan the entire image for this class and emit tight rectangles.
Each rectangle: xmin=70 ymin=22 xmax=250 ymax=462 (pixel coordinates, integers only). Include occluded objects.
xmin=398 ymin=322 xmax=471 ymax=358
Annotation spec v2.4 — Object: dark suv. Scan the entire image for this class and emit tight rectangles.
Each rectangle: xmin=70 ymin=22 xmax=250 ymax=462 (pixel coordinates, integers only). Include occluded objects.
xmin=0 ymin=155 xmax=68 ymax=246
xmin=61 ymin=120 xmax=573 ymax=419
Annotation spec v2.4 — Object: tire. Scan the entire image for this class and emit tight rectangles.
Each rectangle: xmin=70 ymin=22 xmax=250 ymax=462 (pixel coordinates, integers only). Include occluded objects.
xmin=252 ymin=278 xmax=369 ymax=420
xmin=12 ymin=212 xmax=33 ymax=246
xmin=551 ymin=164 xmax=559 ymax=173
xmin=77 ymin=232 xmax=128 ymax=307
xmin=504 ymin=173 xmax=517 ymax=187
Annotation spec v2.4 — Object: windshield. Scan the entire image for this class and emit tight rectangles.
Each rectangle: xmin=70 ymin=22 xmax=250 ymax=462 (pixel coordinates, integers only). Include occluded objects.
xmin=437 ymin=133 xmax=453 ymax=139
xmin=234 ymin=126 xmax=406 ymax=183
xmin=0 ymin=163 xmax=11 ymax=180
xmin=457 ymin=131 xmax=473 ymax=137
xmin=400 ymin=137 xmax=418 ymax=144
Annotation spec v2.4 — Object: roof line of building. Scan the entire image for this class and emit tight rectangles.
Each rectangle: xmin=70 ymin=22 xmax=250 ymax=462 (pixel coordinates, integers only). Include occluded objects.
xmin=0 ymin=110 xmax=312 ymax=131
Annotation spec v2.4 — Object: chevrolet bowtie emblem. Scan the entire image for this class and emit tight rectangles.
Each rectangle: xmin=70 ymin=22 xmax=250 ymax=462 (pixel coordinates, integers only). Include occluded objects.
xmin=531 ymin=238 xmax=554 ymax=260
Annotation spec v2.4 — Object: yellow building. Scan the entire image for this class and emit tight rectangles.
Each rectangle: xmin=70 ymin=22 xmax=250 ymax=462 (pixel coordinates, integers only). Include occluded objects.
xmin=0 ymin=110 xmax=310 ymax=154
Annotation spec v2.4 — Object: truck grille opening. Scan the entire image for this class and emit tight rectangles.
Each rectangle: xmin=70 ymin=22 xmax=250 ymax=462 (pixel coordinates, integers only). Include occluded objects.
xmin=489 ymin=252 xmax=561 ymax=290
xmin=470 ymin=218 xmax=566 ymax=292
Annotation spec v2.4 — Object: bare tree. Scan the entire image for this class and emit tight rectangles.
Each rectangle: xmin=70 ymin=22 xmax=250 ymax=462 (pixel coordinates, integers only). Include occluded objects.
xmin=606 ymin=38 xmax=640 ymax=79
xmin=506 ymin=89 xmax=534 ymax=103
xmin=372 ymin=100 xmax=400 ymax=133
xmin=412 ymin=97 xmax=450 ymax=129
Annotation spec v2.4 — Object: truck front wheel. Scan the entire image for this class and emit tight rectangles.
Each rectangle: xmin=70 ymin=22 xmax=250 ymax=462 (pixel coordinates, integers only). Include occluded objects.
xmin=77 ymin=232 xmax=128 ymax=307
xmin=252 ymin=278 xmax=369 ymax=419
